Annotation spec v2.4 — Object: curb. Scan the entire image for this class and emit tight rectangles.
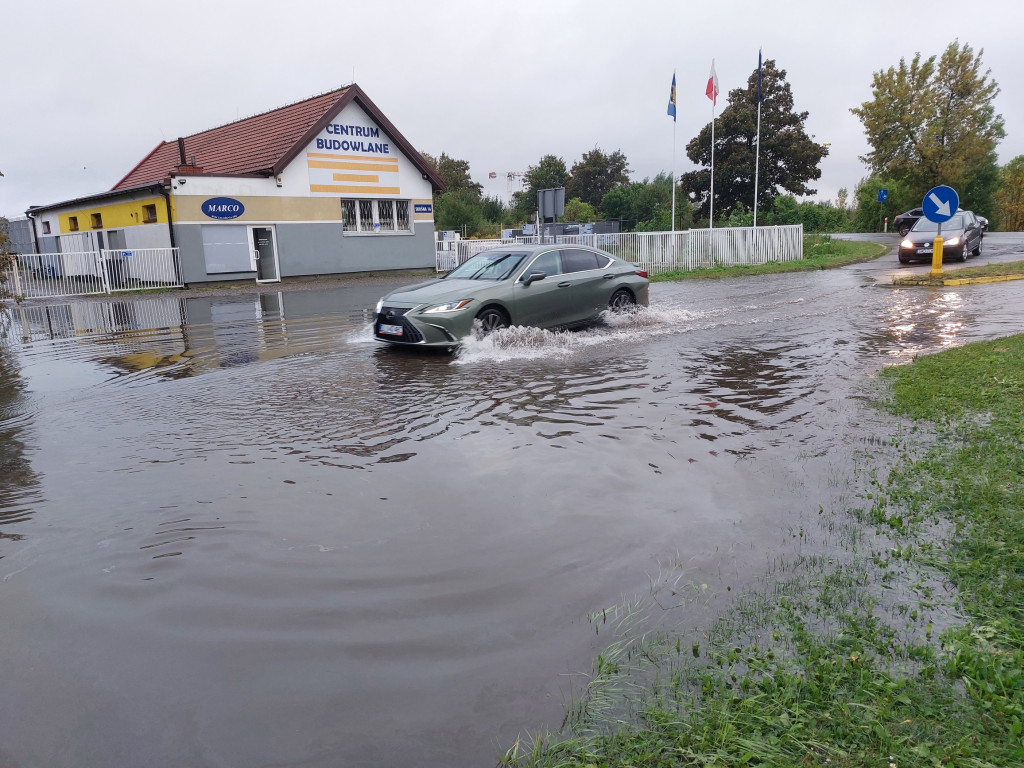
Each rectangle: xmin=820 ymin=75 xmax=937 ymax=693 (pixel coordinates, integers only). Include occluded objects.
xmin=893 ymin=273 xmax=1024 ymax=287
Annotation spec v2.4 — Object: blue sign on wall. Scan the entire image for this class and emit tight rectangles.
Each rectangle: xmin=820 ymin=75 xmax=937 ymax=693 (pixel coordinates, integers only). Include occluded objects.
xmin=414 ymin=204 xmax=432 ymax=214
xmin=202 ymin=197 xmax=246 ymax=220
xmin=922 ymin=185 xmax=959 ymax=224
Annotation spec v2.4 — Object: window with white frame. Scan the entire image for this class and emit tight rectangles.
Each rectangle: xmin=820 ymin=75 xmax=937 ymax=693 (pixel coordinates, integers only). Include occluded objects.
xmin=341 ymin=199 xmax=413 ymax=233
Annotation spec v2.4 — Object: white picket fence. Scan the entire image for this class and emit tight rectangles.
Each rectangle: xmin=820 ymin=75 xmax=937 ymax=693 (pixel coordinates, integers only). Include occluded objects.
xmin=7 ymin=248 xmax=183 ymax=300
xmin=435 ymin=224 xmax=804 ymax=274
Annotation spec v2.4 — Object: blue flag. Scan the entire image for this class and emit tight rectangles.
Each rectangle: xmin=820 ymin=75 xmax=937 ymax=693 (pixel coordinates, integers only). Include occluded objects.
xmin=667 ymin=72 xmax=676 ymax=121
xmin=757 ymin=49 xmax=763 ymax=103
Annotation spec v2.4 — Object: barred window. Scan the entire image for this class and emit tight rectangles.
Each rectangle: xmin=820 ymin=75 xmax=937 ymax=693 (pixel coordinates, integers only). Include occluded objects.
xmin=342 ymin=199 xmax=413 ymax=234
xmin=396 ymin=200 xmax=410 ymax=230
xmin=359 ymin=200 xmax=374 ymax=230
xmin=341 ymin=200 xmax=357 ymax=230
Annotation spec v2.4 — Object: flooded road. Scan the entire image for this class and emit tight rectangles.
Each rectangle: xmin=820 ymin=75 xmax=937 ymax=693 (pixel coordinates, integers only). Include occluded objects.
xmin=1 ymin=262 xmax=1023 ymax=767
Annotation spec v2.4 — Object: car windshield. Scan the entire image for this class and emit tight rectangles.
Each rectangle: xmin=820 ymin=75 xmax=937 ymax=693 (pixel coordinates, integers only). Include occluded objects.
xmin=912 ymin=215 xmax=963 ymax=232
xmin=445 ymin=252 xmax=527 ymax=280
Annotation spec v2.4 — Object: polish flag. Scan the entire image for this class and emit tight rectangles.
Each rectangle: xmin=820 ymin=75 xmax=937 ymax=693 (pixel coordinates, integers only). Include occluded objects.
xmin=706 ymin=59 xmax=719 ymax=105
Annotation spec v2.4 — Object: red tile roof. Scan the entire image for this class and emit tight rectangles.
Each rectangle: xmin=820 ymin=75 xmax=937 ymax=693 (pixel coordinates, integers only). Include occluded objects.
xmin=112 ymin=84 xmax=444 ymax=192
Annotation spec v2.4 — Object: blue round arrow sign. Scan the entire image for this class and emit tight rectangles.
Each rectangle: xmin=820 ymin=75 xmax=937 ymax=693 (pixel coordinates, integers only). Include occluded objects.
xmin=922 ymin=185 xmax=959 ymax=224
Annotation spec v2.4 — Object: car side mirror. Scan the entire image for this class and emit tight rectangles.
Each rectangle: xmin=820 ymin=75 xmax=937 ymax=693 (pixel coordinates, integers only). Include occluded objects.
xmin=522 ymin=270 xmax=547 ymax=285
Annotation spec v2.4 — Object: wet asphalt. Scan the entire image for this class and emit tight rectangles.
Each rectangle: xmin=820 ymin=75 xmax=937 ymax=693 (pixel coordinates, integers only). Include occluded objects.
xmin=1 ymin=239 xmax=1023 ymax=767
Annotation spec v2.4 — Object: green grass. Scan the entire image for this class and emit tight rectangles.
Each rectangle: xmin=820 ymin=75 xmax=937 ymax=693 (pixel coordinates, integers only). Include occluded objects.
xmin=502 ymin=336 xmax=1024 ymax=768
xmin=651 ymin=236 xmax=888 ymax=282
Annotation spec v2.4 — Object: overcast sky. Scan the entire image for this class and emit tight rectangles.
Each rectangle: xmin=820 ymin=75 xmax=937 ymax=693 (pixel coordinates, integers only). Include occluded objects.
xmin=2 ymin=0 xmax=1021 ymax=219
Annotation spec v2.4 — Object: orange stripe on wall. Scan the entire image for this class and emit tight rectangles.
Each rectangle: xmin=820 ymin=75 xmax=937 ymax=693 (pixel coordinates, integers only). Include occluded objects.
xmin=308 ymin=160 xmax=400 ymax=172
xmin=332 ymin=173 xmax=380 ymax=182
xmin=309 ymin=185 xmax=402 ymax=195
xmin=307 ymin=152 xmax=398 ymax=164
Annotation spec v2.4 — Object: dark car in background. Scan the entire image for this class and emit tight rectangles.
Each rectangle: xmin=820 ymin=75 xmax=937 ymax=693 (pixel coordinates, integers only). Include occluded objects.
xmin=893 ymin=208 xmax=924 ymax=236
xmin=373 ymin=244 xmax=650 ymax=350
xmin=898 ymin=210 xmax=984 ymax=264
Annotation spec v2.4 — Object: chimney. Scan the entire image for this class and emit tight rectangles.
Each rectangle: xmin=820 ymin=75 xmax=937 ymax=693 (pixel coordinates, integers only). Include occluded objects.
xmin=174 ymin=137 xmax=204 ymax=175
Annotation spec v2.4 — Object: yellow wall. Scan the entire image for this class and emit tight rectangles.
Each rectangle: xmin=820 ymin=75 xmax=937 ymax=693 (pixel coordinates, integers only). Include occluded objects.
xmin=172 ymin=195 xmax=341 ymax=223
xmin=59 ymin=196 xmax=163 ymax=234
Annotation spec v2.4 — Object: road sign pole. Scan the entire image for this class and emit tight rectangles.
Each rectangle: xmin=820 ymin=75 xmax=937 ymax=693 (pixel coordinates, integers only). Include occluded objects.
xmin=921 ymin=185 xmax=958 ymax=279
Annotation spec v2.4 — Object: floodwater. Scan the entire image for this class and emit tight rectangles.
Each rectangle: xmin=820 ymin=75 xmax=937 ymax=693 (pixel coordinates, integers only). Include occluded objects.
xmin=1 ymin=263 xmax=1023 ymax=767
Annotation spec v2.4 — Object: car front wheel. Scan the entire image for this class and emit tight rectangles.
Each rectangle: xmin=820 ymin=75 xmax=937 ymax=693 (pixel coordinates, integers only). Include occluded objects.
xmin=973 ymin=238 xmax=983 ymax=257
xmin=475 ymin=306 xmax=510 ymax=334
xmin=898 ymin=225 xmax=910 ymax=237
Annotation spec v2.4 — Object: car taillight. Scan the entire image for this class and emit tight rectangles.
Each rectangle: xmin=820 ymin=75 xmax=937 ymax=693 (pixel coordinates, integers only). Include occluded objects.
xmin=635 ymin=269 xmax=648 ymax=279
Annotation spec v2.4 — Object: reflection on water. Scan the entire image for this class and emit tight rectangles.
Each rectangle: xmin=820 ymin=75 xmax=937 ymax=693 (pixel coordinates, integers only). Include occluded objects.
xmin=0 ymin=274 xmax=1022 ymax=768
xmin=12 ymin=292 xmax=376 ymax=383
xmin=0 ymin=320 xmax=42 ymax=544
xmin=879 ymin=289 xmax=967 ymax=361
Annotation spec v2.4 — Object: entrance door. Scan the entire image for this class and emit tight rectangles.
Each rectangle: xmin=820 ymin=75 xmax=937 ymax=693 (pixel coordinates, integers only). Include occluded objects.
xmin=251 ymin=226 xmax=281 ymax=283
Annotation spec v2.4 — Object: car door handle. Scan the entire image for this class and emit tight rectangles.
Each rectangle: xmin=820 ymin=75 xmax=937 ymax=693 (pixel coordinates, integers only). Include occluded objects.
xmin=558 ymin=281 xmax=571 ymax=288
xmin=603 ymin=274 xmax=615 ymax=279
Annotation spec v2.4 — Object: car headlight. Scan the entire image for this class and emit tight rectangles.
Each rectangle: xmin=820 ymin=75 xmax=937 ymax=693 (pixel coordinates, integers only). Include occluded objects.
xmin=422 ymin=299 xmax=473 ymax=314
xmin=944 ymin=237 xmax=960 ymax=247
xmin=375 ymin=298 xmax=383 ymax=314
xmin=900 ymin=239 xmax=913 ymax=249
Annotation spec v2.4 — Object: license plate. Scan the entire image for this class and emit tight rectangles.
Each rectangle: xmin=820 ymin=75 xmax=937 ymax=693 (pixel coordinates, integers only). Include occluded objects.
xmin=378 ymin=323 xmax=404 ymax=336
xmin=918 ymin=247 xmax=932 ymax=254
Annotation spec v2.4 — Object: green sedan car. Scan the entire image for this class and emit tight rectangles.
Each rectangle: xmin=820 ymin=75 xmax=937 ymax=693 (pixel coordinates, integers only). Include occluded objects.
xmin=373 ymin=244 xmax=650 ymax=349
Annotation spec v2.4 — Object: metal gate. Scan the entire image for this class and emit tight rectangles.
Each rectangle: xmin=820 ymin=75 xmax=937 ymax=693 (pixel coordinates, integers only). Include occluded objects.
xmin=7 ymin=248 xmax=183 ymax=300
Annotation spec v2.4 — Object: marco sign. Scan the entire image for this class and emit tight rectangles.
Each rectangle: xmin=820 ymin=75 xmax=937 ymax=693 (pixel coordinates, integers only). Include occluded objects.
xmin=202 ymin=197 xmax=246 ymax=220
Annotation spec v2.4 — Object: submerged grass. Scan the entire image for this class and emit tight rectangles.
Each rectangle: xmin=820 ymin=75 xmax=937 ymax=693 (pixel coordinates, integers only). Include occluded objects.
xmin=650 ymin=236 xmax=888 ymax=282
xmin=501 ymin=336 xmax=1024 ymax=767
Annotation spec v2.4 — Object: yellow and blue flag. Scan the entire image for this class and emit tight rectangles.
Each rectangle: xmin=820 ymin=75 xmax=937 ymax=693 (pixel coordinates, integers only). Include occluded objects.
xmin=667 ymin=72 xmax=677 ymax=121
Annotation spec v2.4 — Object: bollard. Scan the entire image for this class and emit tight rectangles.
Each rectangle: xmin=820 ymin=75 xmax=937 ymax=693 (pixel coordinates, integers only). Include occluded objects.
xmin=930 ymin=235 xmax=944 ymax=277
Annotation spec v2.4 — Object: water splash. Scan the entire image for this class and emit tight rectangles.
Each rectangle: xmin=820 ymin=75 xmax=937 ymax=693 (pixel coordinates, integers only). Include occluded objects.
xmin=453 ymin=306 xmax=703 ymax=363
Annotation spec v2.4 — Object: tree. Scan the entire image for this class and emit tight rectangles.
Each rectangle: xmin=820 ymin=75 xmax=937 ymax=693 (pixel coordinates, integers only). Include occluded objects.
xmin=420 ymin=152 xmax=482 ymax=198
xmin=851 ymin=175 xmax=917 ymax=232
xmin=565 ymin=148 xmax=630 ymax=208
xmin=562 ymin=198 xmax=598 ymax=223
xmin=479 ymin=195 xmax=508 ymax=225
xmin=600 ymin=173 xmax=691 ymax=232
xmin=994 ymin=156 xmax=1024 ymax=231
xmin=681 ymin=59 xmax=827 ymax=224
xmin=510 ymin=154 xmax=568 ymax=223
xmin=850 ymin=42 xmax=1005 ymax=215
xmin=434 ymin=188 xmax=484 ymax=236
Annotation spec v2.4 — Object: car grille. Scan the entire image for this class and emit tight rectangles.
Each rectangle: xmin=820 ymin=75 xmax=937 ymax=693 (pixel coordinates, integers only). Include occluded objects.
xmin=375 ymin=306 xmax=424 ymax=343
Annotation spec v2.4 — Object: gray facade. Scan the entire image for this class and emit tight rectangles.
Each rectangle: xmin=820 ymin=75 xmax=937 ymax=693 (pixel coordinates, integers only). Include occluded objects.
xmin=173 ymin=222 xmax=435 ymax=284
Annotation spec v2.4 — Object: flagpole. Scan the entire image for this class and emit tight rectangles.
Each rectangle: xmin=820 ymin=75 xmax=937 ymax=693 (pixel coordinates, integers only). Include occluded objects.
xmin=710 ymin=98 xmax=715 ymax=230
xmin=753 ymin=100 xmax=761 ymax=229
xmin=672 ymin=118 xmax=677 ymax=233
xmin=671 ymin=72 xmax=677 ymax=234
xmin=753 ymin=48 xmax=762 ymax=233
xmin=705 ymin=59 xmax=719 ymax=232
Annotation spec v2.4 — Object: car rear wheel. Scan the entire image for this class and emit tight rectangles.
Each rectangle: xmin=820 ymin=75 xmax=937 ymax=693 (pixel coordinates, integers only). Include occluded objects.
xmin=608 ymin=288 xmax=636 ymax=312
xmin=475 ymin=306 xmax=510 ymax=334
xmin=972 ymin=239 xmax=983 ymax=257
